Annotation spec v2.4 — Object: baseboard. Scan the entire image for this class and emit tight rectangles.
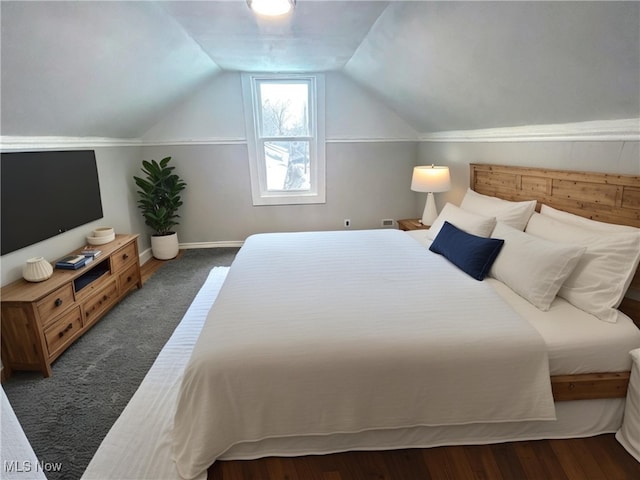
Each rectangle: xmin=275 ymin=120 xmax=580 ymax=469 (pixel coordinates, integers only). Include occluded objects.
xmin=139 ymin=248 xmax=154 ymax=266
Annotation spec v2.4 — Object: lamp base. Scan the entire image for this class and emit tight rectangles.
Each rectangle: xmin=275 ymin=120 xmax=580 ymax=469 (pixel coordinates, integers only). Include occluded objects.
xmin=421 ymin=192 xmax=439 ymax=226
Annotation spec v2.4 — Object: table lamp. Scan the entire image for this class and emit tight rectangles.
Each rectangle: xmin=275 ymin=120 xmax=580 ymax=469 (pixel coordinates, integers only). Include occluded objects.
xmin=411 ymin=165 xmax=451 ymax=226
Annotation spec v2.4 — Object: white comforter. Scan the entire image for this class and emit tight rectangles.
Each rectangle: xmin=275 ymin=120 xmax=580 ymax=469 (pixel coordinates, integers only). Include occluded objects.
xmin=172 ymin=229 xmax=555 ymax=479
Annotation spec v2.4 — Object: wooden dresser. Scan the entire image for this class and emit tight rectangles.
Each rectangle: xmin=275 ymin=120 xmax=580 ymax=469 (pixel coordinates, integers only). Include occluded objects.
xmin=1 ymin=234 xmax=142 ymax=377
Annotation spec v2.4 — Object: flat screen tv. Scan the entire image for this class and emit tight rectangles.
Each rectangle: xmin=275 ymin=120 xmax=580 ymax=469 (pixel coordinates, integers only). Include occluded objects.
xmin=1 ymin=150 xmax=104 ymax=255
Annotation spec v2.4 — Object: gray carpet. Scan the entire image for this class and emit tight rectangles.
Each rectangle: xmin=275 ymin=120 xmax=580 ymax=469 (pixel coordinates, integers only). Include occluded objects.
xmin=2 ymin=248 xmax=238 ymax=480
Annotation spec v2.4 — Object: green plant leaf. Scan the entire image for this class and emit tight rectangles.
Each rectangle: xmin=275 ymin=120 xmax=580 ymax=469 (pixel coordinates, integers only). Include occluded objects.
xmin=133 ymin=157 xmax=187 ymax=236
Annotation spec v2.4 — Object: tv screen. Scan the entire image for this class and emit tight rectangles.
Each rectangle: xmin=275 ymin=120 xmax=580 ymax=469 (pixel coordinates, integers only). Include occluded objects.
xmin=1 ymin=150 xmax=104 ymax=255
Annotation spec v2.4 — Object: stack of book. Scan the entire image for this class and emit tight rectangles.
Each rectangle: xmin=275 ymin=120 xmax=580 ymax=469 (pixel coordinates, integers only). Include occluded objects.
xmin=55 ymin=254 xmax=87 ymax=270
xmin=80 ymin=248 xmax=102 ymax=266
xmin=81 ymin=248 xmax=102 ymax=259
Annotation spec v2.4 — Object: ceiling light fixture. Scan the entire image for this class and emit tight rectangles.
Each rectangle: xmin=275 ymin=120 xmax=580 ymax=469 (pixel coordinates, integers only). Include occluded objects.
xmin=247 ymin=0 xmax=296 ymax=16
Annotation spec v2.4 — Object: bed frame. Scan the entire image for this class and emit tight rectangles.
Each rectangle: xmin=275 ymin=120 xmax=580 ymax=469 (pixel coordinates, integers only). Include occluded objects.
xmin=470 ymin=163 xmax=640 ymax=401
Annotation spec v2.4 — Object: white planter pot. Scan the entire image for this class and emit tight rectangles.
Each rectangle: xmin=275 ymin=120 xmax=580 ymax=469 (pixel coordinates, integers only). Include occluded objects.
xmin=151 ymin=232 xmax=179 ymax=260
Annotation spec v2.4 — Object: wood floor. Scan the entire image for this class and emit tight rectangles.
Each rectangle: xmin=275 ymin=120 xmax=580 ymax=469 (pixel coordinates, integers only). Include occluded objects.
xmin=208 ymin=435 xmax=640 ymax=480
xmin=142 ymin=254 xmax=640 ymax=480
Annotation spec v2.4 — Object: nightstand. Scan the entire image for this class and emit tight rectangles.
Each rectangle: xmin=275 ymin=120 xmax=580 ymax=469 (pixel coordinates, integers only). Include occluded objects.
xmin=397 ymin=218 xmax=430 ymax=231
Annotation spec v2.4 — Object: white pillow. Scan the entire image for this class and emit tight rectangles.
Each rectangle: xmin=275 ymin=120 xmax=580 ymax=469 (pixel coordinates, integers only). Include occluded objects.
xmin=460 ymin=188 xmax=536 ymax=231
xmin=426 ymin=203 xmax=496 ymax=240
xmin=525 ymin=213 xmax=640 ymax=323
xmin=489 ymin=222 xmax=585 ymax=311
xmin=540 ymin=204 xmax=640 ymax=234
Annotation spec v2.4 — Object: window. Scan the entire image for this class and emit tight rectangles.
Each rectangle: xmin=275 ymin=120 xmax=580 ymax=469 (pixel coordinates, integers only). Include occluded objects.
xmin=242 ymin=74 xmax=325 ymax=205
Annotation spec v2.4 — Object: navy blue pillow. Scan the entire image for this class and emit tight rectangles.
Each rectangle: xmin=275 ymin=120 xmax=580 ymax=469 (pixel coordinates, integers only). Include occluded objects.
xmin=429 ymin=221 xmax=504 ymax=281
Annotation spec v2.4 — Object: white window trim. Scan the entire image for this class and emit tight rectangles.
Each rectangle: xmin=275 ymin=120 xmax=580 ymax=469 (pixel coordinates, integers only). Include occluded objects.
xmin=242 ymin=73 xmax=326 ymax=206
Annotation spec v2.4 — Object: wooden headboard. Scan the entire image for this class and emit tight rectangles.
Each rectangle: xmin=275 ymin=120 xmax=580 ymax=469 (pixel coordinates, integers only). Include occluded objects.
xmin=470 ymin=163 xmax=640 ymax=325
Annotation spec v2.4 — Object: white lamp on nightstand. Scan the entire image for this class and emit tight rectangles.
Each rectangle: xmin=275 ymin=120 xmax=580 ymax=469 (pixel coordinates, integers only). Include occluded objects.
xmin=411 ymin=165 xmax=451 ymax=226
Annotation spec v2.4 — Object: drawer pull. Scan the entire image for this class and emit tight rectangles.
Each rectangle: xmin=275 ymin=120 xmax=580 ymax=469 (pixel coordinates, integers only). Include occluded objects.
xmin=127 ymin=276 xmax=132 ymax=282
xmin=103 ymin=295 xmax=108 ymax=301
xmin=54 ymin=298 xmax=63 ymax=307
xmin=122 ymin=253 xmax=129 ymax=260
xmin=58 ymin=323 xmax=73 ymax=338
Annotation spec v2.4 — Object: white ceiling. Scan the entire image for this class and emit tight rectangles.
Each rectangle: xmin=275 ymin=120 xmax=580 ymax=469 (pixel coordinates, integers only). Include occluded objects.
xmin=160 ymin=1 xmax=389 ymax=72
xmin=1 ymin=1 xmax=638 ymax=139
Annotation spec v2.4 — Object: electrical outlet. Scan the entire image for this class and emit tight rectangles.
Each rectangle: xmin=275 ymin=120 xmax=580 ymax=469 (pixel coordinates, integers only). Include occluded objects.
xmin=344 ymin=219 xmax=351 ymax=228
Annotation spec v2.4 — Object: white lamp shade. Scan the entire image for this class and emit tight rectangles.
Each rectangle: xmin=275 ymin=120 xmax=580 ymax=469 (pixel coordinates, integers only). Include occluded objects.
xmin=411 ymin=165 xmax=451 ymax=226
xmin=411 ymin=165 xmax=451 ymax=193
xmin=22 ymin=256 xmax=53 ymax=282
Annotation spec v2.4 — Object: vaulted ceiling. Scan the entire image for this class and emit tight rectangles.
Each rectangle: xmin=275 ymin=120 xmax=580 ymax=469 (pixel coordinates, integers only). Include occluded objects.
xmin=1 ymin=1 xmax=638 ymax=139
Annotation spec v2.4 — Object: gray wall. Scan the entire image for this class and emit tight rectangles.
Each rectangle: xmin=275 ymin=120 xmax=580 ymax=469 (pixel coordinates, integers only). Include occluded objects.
xmin=2 ymin=138 xmax=638 ymax=286
xmin=140 ymin=142 xmax=418 ymax=245
xmin=419 ymin=140 xmax=640 ymax=211
xmin=138 ymin=71 xmax=420 ymax=246
xmin=1 ymin=73 xmax=419 ymax=284
xmin=2 ymin=71 xmax=638 ymax=285
xmin=0 ymin=146 xmax=144 ymax=285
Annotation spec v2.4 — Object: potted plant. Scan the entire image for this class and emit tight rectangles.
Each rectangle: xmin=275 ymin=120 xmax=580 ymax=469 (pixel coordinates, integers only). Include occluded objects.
xmin=134 ymin=156 xmax=187 ymax=260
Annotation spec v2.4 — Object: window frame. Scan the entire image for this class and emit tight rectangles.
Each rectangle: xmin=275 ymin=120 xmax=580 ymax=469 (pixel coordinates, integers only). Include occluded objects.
xmin=242 ymin=73 xmax=326 ymax=206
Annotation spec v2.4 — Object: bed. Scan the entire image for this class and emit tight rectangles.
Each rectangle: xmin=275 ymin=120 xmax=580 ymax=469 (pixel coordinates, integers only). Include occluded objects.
xmin=168 ymin=164 xmax=640 ymax=480
xmin=2 ymin=386 xmax=47 ymax=480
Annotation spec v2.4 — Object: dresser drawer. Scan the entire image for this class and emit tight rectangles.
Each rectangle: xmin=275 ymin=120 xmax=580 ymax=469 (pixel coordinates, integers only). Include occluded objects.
xmin=83 ymin=280 xmax=118 ymax=327
xmin=111 ymin=243 xmax=136 ymax=272
xmin=44 ymin=306 xmax=83 ymax=359
xmin=118 ymin=262 xmax=140 ymax=296
xmin=36 ymin=284 xmax=75 ymax=327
